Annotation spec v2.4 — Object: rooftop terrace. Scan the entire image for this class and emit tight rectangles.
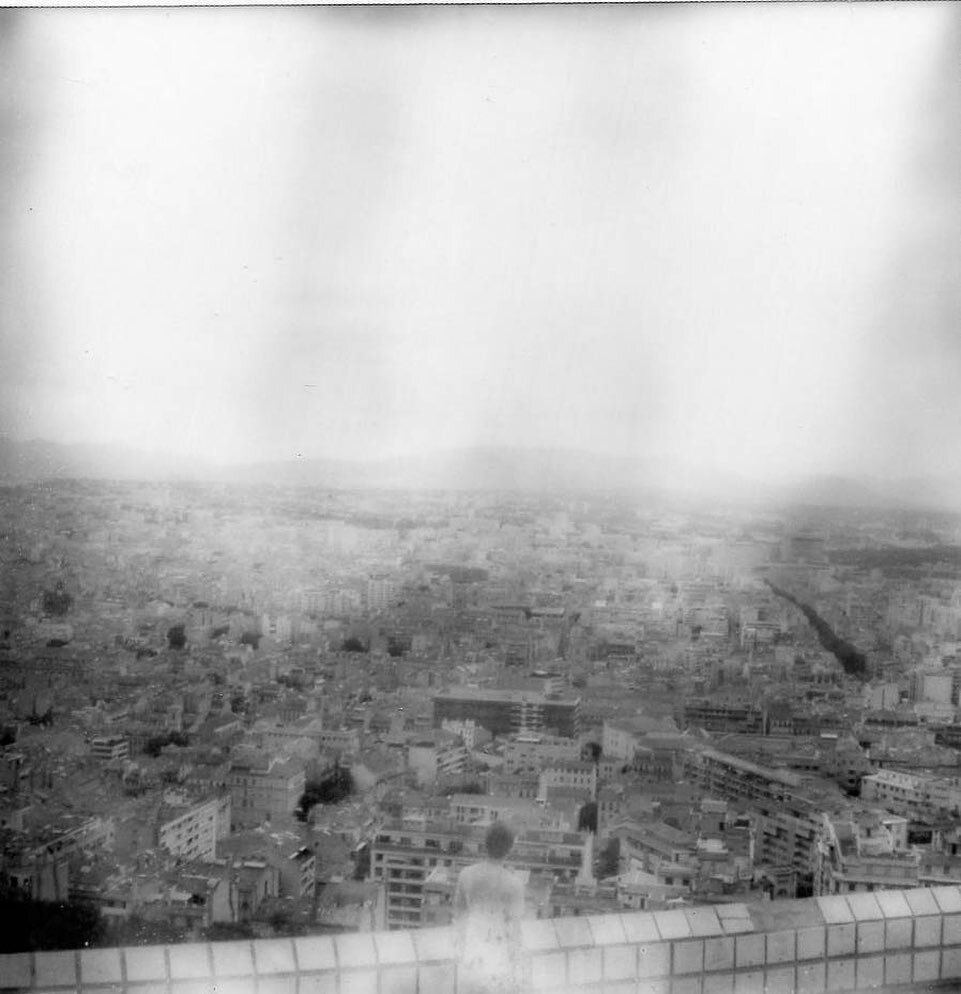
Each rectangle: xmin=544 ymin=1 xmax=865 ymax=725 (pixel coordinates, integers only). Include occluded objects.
xmin=5 ymin=885 xmax=961 ymax=993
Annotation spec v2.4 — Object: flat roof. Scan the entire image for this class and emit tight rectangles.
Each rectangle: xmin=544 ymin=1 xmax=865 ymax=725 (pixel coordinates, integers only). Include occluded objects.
xmin=433 ymin=686 xmax=580 ymax=705
xmin=697 ymin=748 xmax=802 ymax=788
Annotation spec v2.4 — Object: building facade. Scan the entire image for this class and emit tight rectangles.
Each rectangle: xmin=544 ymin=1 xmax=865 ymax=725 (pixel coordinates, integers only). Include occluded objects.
xmin=433 ymin=688 xmax=580 ymax=738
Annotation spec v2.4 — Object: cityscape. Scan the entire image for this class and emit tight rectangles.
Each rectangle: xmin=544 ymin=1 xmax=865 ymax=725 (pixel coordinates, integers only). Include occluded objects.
xmin=2 ymin=2 xmax=961 ymax=992
xmin=4 ymin=467 xmax=961 ymax=947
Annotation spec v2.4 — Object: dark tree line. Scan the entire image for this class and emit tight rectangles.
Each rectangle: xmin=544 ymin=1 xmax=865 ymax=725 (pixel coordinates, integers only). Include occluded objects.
xmin=765 ymin=580 xmax=868 ymax=679
xmin=831 ymin=545 xmax=961 ymax=571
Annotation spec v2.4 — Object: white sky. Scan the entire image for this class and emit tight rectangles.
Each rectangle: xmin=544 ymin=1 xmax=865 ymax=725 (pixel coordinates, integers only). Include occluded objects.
xmin=1 ymin=3 xmax=959 ymax=482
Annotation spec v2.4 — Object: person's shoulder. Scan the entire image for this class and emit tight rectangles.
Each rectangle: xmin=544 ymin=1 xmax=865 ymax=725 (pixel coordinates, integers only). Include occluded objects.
xmin=458 ymin=861 xmax=484 ymax=883
xmin=503 ymin=866 xmax=525 ymax=892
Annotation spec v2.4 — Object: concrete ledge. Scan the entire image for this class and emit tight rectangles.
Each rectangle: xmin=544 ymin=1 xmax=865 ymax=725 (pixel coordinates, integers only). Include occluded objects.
xmin=7 ymin=886 xmax=961 ymax=993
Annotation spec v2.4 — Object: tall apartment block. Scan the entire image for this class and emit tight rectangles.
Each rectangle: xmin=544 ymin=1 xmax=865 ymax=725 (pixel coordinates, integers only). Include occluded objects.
xmin=682 ymin=748 xmax=824 ymax=896
xmin=432 ymin=687 xmax=580 ymax=738
xmin=370 ymin=819 xmax=588 ymax=930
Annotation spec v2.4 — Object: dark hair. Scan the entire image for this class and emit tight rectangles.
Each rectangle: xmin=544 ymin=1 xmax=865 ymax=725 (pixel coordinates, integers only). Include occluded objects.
xmin=485 ymin=821 xmax=514 ymax=860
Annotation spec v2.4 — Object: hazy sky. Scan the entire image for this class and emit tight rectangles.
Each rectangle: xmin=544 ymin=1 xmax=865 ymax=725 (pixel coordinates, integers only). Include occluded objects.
xmin=1 ymin=3 xmax=959 ymax=482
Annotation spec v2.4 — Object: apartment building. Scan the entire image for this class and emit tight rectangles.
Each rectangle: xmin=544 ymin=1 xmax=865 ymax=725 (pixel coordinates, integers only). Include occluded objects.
xmin=318 ymin=728 xmax=361 ymax=754
xmin=370 ymin=819 xmax=588 ymax=930
xmin=538 ymin=759 xmax=597 ymax=800
xmin=287 ymin=845 xmax=317 ymax=901
xmin=156 ymin=794 xmax=231 ymax=863
xmin=26 ymin=814 xmax=116 ymax=862
xmin=366 ymin=576 xmax=397 ymax=614
xmin=420 ymin=864 xmax=549 ymax=926
xmin=217 ymin=833 xmax=317 ymax=902
xmin=679 ymin=699 xmax=767 ymax=735
xmin=228 ymin=753 xmax=307 ymax=829
xmin=433 ymin=687 xmax=580 ymax=738
xmin=487 ymin=770 xmax=539 ymax=800
xmin=682 ymin=748 xmax=822 ymax=894
xmin=0 ymin=844 xmax=69 ymax=902
xmin=90 ymin=734 xmax=130 ymax=762
xmin=601 ymin=716 xmax=677 ymax=762
xmin=862 ymin=768 xmax=961 ymax=821
xmin=814 ymin=811 xmax=920 ymax=895
xmin=682 ymin=748 xmax=801 ymax=807
xmin=407 ymin=730 xmax=468 ymax=787
xmin=252 ymin=715 xmax=327 ymax=756
xmin=502 ymin=732 xmax=581 ymax=774
xmin=439 ymin=718 xmax=490 ymax=751
xmin=446 ymin=793 xmax=571 ymax=832
xmin=611 ymin=817 xmax=695 ymax=871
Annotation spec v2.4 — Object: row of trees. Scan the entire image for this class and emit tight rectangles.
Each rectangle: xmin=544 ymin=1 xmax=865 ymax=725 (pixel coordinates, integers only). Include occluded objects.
xmin=765 ymin=580 xmax=868 ymax=678
xmin=167 ymin=626 xmax=265 ymax=651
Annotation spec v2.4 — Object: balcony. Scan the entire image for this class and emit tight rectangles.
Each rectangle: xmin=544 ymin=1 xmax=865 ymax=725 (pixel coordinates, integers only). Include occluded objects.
xmin=5 ymin=885 xmax=961 ymax=992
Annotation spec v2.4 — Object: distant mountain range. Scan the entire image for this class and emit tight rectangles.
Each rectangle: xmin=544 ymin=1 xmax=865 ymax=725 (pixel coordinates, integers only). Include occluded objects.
xmin=222 ymin=447 xmax=754 ymax=497
xmin=0 ymin=438 xmax=209 ymax=485
xmin=1 ymin=436 xmax=960 ymax=511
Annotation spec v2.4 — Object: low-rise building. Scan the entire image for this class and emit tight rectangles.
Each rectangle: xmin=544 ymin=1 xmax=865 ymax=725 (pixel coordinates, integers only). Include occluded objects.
xmin=502 ymin=732 xmax=581 ymax=774
xmin=217 ymin=829 xmax=317 ymax=901
xmin=406 ymin=730 xmax=468 ymax=787
xmin=602 ymin=716 xmax=678 ymax=762
xmin=538 ymin=759 xmax=597 ymax=801
xmin=814 ymin=810 xmax=920 ymax=895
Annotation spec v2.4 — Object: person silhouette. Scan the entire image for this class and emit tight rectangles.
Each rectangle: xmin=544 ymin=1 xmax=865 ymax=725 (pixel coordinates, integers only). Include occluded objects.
xmin=453 ymin=821 xmax=526 ymax=994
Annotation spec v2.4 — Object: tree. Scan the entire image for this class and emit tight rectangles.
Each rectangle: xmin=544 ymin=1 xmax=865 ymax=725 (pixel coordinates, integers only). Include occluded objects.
xmin=0 ymin=896 xmax=106 ymax=954
xmin=297 ymin=765 xmax=354 ymax=819
xmin=27 ymin=707 xmax=53 ymax=727
xmin=267 ymin=907 xmax=306 ymax=936
xmin=598 ymin=837 xmax=621 ymax=878
xmin=205 ymin=922 xmax=254 ymax=942
xmin=107 ymin=914 xmax=187 ymax=948
xmin=342 ymin=637 xmax=367 ymax=653
xmin=144 ymin=731 xmax=189 ymax=757
xmin=167 ymin=625 xmax=187 ymax=650
xmin=581 ymin=741 xmax=602 ymax=764
xmin=577 ymin=802 xmax=598 ymax=834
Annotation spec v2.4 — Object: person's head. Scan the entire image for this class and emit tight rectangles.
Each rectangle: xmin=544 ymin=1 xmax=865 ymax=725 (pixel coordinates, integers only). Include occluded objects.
xmin=485 ymin=821 xmax=514 ymax=861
